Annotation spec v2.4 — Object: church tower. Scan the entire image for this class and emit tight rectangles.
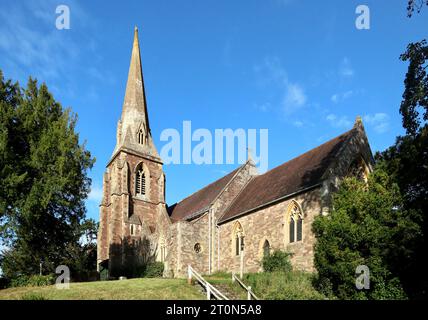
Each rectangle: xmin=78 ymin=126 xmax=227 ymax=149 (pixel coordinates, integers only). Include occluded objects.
xmin=97 ymin=27 xmax=166 ymax=278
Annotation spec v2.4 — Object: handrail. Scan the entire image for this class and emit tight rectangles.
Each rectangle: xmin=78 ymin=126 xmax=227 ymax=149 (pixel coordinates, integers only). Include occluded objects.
xmin=232 ymin=272 xmax=259 ymax=300
xmin=188 ymin=265 xmax=229 ymax=300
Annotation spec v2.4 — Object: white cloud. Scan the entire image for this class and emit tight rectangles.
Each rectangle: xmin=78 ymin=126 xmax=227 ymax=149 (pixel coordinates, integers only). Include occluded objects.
xmin=283 ymin=83 xmax=306 ymax=113
xmin=88 ymin=184 xmax=103 ymax=203
xmin=326 ymin=114 xmax=352 ymax=128
xmin=293 ymin=120 xmax=304 ymax=127
xmin=254 ymin=102 xmax=271 ymax=112
xmin=255 ymin=56 xmax=307 ymax=115
xmin=340 ymin=58 xmax=354 ymax=77
xmin=331 ymin=90 xmax=354 ymax=103
xmin=364 ymin=113 xmax=390 ymax=133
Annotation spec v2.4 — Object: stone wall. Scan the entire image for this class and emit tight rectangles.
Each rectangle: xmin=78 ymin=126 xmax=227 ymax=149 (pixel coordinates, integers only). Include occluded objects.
xmin=167 ymin=213 xmax=210 ymax=278
xmin=216 ymin=188 xmax=322 ymax=274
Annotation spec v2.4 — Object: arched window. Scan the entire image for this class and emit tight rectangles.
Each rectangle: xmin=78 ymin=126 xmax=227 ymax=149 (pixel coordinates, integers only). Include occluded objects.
xmin=138 ymin=129 xmax=144 ymax=145
xmin=289 ymin=217 xmax=295 ymax=243
xmin=288 ymin=202 xmax=303 ymax=243
xmin=159 ymin=238 xmax=167 ymax=262
xmin=263 ymin=240 xmax=270 ymax=258
xmin=233 ymin=222 xmax=245 ymax=256
xmin=297 ymin=217 xmax=303 ymax=241
xmin=348 ymin=156 xmax=369 ymax=182
xmin=130 ymin=224 xmax=134 ymax=236
xmin=135 ymin=164 xmax=146 ymax=196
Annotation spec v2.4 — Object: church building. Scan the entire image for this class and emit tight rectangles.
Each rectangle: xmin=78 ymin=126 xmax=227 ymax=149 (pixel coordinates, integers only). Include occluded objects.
xmin=97 ymin=28 xmax=374 ymax=278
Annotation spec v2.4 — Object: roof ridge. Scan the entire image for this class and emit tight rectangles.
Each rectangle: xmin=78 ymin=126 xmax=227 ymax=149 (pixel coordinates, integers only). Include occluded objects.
xmin=218 ymin=126 xmax=361 ymax=223
xmin=258 ymin=128 xmax=356 ymax=177
xmin=169 ymin=165 xmax=243 ymax=207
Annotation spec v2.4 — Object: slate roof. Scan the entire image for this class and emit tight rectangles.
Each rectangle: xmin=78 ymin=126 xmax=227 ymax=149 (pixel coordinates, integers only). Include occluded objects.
xmin=168 ymin=167 xmax=241 ymax=222
xmin=218 ymin=128 xmax=356 ymax=223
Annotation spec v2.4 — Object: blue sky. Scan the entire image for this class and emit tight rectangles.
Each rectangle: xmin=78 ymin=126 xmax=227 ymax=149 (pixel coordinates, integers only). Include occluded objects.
xmin=0 ymin=0 xmax=427 ymax=222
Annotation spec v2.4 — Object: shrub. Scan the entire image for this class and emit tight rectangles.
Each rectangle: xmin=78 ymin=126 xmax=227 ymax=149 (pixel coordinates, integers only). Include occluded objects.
xmin=312 ymin=170 xmax=416 ymax=299
xmin=0 ymin=277 xmax=10 ymax=289
xmin=262 ymin=250 xmax=292 ymax=273
xmin=10 ymin=274 xmax=55 ymax=288
xmin=144 ymin=262 xmax=164 ymax=278
xmin=21 ymin=293 xmax=48 ymax=300
xmin=243 ymin=271 xmax=326 ymax=300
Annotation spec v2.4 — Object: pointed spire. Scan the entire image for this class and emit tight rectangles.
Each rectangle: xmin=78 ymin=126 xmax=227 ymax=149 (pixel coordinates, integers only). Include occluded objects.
xmin=354 ymin=115 xmax=363 ymax=128
xmin=122 ymin=26 xmax=150 ymax=133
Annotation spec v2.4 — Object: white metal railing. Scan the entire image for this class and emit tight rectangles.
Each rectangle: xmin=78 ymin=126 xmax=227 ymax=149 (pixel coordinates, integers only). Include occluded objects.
xmin=187 ymin=265 xmax=229 ymax=300
xmin=232 ymin=272 xmax=259 ymax=300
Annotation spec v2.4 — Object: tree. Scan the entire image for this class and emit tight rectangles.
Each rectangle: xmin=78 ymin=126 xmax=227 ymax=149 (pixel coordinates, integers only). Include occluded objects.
xmin=376 ymin=129 xmax=428 ymax=298
xmin=407 ymin=0 xmax=428 ymax=17
xmin=0 ymin=70 xmax=96 ymax=279
xmin=312 ymin=169 xmax=420 ymax=299
xmin=400 ymin=41 xmax=428 ymax=136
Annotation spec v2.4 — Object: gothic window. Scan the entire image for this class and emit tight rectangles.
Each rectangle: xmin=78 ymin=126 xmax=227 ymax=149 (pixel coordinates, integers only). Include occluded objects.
xmin=263 ymin=240 xmax=270 ymax=258
xmin=138 ymin=129 xmax=144 ymax=145
xmin=233 ymin=222 xmax=245 ymax=256
xmin=348 ymin=157 xmax=369 ymax=182
xmin=135 ymin=164 xmax=146 ymax=196
xmin=297 ymin=217 xmax=303 ymax=242
xmin=288 ymin=202 xmax=303 ymax=244
xmin=159 ymin=238 xmax=167 ymax=262
xmin=289 ymin=217 xmax=295 ymax=243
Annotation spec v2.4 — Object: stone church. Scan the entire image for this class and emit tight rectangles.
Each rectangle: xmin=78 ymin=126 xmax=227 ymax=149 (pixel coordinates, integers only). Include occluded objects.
xmin=97 ymin=28 xmax=374 ymax=279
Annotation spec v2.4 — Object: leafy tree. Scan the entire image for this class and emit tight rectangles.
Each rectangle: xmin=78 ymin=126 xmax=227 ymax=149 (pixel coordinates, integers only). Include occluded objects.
xmin=407 ymin=0 xmax=428 ymax=17
xmin=0 ymin=70 xmax=96 ymax=279
xmin=376 ymin=129 xmax=428 ymax=298
xmin=400 ymin=41 xmax=428 ymax=136
xmin=313 ymin=169 xmax=420 ymax=299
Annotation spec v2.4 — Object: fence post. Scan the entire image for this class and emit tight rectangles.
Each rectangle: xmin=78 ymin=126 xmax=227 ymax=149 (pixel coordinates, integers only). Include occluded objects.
xmin=232 ymin=272 xmax=235 ymax=283
xmin=187 ymin=265 xmax=192 ymax=285
xmin=206 ymin=285 xmax=211 ymax=300
xmin=247 ymin=286 xmax=252 ymax=300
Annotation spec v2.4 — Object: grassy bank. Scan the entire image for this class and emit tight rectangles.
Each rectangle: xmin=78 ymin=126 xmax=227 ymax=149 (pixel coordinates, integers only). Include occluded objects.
xmin=0 ymin=278 xmax=203 ymax=300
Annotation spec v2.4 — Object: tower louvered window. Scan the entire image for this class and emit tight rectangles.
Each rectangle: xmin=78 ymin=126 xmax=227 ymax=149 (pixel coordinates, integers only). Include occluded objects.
xmin=138 ymin=129 xmax=144 ymax=145
xmin=136 ymin=165 xmax=146 ymax=196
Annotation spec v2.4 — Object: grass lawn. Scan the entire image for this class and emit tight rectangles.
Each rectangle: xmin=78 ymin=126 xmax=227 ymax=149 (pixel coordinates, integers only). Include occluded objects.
xmin=0 ymin=278 xmax=204 ymax=300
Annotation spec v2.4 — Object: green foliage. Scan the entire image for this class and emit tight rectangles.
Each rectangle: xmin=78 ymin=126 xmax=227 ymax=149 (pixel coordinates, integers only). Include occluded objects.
xmin=144 ymin=262 xmax=164 ymax=278
xmin=407 ymin=0 xmax=428 ymax=17
xmin=312 ymin=168 xmax=419 ymax=299
xmin=0 ymin=70 xmax=96 ymax=280
xmin=10 ymin=274 xmax=55 ymax=288
xmin=375 ymin=128 xmax=428 ymax=298
xmin=0 ymin=277 xmax=10 ymax=289
xmin=243 ymin=271 xmax=326 ymax=300
xmin=400 ymin=40 xmax=428 ymax=136
xmin=114 ymin=261 xmax=164 ymax=279
xmin=261 ymin=250 xmax=292 ymax=273
xmin=208 ymin=271 xmax=232 ymax=279
xmin=20 ymin=293 xmax=48 ymax=300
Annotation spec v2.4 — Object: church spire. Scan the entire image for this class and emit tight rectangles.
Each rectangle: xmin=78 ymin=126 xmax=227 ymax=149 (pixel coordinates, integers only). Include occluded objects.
xmin=112 ymin=26 xmax=160 ymax=161
xmin=122 ymin=26 xmax=150 ymax=133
